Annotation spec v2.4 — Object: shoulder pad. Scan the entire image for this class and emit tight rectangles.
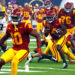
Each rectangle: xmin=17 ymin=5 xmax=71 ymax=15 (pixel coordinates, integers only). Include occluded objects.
xmin=73 ymin=10 xmax=75 ymax=14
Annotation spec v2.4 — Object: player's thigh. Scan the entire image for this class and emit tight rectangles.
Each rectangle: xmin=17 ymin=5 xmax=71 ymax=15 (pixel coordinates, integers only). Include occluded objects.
xmin=62 ymin=44 xmax=69 ymax=54
xmin=0 ymin=48 xmax=15 ymax=63
xmin=56 ymin=36 xmax=66 ymax=47
xmin=14 ymin=49 xmax=29 ymax=62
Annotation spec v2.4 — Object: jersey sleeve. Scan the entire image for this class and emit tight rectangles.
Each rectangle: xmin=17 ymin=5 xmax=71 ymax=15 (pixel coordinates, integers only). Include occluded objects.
xmin=25 ymin=23 xmax=33 ymax=33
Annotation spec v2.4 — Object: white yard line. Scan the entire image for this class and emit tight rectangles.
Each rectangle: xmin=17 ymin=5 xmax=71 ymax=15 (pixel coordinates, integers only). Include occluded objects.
xmin=7 ymin=39 xmax=36 ymax=42
xmin=0 ymin=72 xmax=9 ymax=74
xmin=7 ymin=46 xmax=46 ymax=48
xmin=1 ymin=69 xmax=47 ymax=72
xmin=2 ymin=66 xmax=75 ymax=72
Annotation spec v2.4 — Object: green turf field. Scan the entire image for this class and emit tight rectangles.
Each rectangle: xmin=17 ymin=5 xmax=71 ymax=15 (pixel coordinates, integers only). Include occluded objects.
xmin=0 ymin=36 xmax=75 ymax=75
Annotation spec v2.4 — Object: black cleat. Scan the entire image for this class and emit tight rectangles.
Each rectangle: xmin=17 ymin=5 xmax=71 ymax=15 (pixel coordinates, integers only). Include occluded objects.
xmin=63 ymin=62 xmax=68 ymax=69
xmin=38 ymin=55 xmax=43 ymax=63
xmin=50 ymin=57 xmax=58 ymax=62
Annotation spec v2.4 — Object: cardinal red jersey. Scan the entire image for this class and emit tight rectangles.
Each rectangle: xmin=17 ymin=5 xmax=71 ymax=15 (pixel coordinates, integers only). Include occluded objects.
xmin=58 ymin=8 xmax=75 ymax=28
xmin=22 ymin=8 xmax=32 ymax=20
xmin=6 ymin=22 xmax=33 ymax=51
xmin=36 ymin=11 xmax=43 ymax=22
xmin=43 ymin=18 xmax=62 ymax=39
xmin=43 ymin=6 xmax=58 ymax=15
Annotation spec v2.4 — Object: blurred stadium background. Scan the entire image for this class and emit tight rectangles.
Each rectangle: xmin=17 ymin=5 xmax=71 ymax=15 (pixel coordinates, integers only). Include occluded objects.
xmin=0 ymin=0 xmax=75 ymax=7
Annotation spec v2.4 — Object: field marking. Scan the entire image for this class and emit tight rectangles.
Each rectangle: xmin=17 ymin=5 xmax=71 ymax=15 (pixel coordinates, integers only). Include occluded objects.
xmin=1 ymin=69 xmax=47 ymax=72
xmin=0 ymin=72 xmax=9 ymax=74
xmin=8 ymin=46 xmax=46 ymax=48
xmin=7 ymin=39 xmax=36 ymax=42
xmin=3 ymin=66 xmax=75 ymax=72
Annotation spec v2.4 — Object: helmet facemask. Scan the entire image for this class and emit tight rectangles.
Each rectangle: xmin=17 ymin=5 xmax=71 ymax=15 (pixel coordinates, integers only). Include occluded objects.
xmin=64 ymin=6 xmax=73 ymax=13
xmin=64 ymin=2 xmax=73 ymax=13
xmin=44 ymin=0 xmax=53 ymax=9
xmin=46 ymin=16 xmax=54 ymax=23
xmin=11 ymin=15 xmax=21 ymax=25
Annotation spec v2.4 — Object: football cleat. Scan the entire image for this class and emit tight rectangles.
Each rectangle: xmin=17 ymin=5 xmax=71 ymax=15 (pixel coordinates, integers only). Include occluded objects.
xmin=50 ymin=56 xmax=58 ymax=62
xmin=63 ymin=62 xmax=68 ymax=69
xmin=38 ymin=54 xmax=58 ymax=63
xmin=38 ymin=55 xmax=43 ymax=63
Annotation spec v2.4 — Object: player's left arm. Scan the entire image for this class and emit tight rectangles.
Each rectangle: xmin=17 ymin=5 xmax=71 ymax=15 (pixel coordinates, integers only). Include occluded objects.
xmin=30 ymin=29 xmax=43 ymax=55
xmin=25 ymin=23 xmax=41 ymax=48
xmin=30 ymin=29 xmax=41 ymax=48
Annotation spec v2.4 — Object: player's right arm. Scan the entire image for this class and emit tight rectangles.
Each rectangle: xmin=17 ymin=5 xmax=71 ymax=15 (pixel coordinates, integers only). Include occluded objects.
xmin=25 ymin=23 xmax=42 ymax=54
xmin=0 ymin=33 xmax=10 ymax=46
xmin=0 ymin=24 xmax=11 ymax=46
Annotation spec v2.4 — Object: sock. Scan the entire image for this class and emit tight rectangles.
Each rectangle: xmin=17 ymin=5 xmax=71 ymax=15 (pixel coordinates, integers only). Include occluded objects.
xmin=67 ymin=51 xmax=75 ymax=60
xmin=11 ymin=58 xmax=19 ymax=75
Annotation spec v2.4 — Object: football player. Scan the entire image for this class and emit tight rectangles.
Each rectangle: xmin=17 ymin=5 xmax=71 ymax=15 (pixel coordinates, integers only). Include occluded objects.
xmin=38 ymin=10 xmax=68 ymax=68
xmin=0 ymin=5 xmax=7 ymax=52
xmin=43 ymin=0 xmax=58 ymax=17
xmin=0 ymin=24 xmax=7 ymax=52
xmin=21 ymin=3 xmax=32 ymax=23
xmin=58 ymin=2 xmax=75 ymax=37
xmin=39 ymin=10 xmax=75 ymax=68
xmin=36 ymin=10 xmax=44 ymax=33
xmin=0 ymin=8 xmax=42 ymax=75
xmin=66 ymin=31 xmax=75 ymax=63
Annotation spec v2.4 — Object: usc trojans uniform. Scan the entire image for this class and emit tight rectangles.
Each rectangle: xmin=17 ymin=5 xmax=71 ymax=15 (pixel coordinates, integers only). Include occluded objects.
xmin=0 ymin=8 xmax=42 ymax=75
xmin=36 ymin=11 xmax=43 ymax=33
xmin=21 ymin=8 xmax=32 ymax=23
xmin=58 ymin=8 xmax=75 ymax=36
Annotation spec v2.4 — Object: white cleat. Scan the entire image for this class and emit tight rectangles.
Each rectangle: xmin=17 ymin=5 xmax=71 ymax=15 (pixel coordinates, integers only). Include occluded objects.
xmin=63 ymin=62 xmax=68 ymax=69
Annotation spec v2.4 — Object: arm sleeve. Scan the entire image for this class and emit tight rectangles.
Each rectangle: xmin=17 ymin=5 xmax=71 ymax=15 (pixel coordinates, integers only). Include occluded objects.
xmin=25 ymin=23 xmax=33 ymax=33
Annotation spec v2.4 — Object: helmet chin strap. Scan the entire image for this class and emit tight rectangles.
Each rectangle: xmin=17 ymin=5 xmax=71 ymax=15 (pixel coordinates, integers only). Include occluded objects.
xmin=49 ymin=21 xmax=53 ymax=23
xmin=12 ymin=21 xmax=19 ymax=25
xmin=64 ymin=8 xmax=72 ymax=13
xmin=46 ymin=7 xmax=51 ymax=9
xmin=65 ymin=10 xmax=70 ymax=13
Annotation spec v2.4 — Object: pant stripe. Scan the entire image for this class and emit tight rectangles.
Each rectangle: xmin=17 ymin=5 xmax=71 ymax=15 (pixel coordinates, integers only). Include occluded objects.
xmin=52 ymin=42 xmax=57 ymax=58
xmin=52 ymin=41 xmax=59 ymax=61
xmin=61 ymin=36 xmax=66 ymax=47
xmin=19 ymin=52 xmax=28 ymax=62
